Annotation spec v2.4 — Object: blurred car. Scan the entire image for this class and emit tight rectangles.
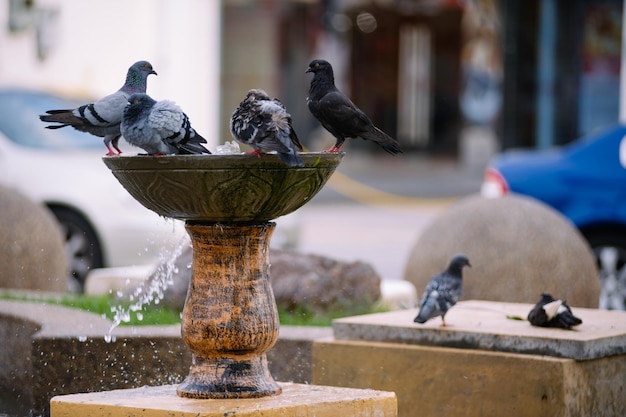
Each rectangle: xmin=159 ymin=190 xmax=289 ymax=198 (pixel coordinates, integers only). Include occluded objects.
xmin=0 ymin=88 xmax=186 ymax=291
xmin=481 ymin=124 xmax=626 ymax=310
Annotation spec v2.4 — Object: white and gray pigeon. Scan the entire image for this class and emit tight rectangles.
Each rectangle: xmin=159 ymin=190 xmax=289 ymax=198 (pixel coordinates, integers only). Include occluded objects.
xmin=230 ymin=89 xmax=304 ymax=167
xmin=39 ymin=60 xmax=157 ymax=155
xmin=527 ymin=292 xmax=582 ymax=329
xmin=414 ymin=254 xmax=471 ymax=326
xmin=121 ymin=93 xmax=210 ymax=155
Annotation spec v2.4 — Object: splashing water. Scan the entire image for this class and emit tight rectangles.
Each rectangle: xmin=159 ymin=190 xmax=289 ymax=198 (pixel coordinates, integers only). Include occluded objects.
xmin=216 ymin=140 xmax=241 ymax=154
xmin=105 ymin=234 xmax=191 ymax=342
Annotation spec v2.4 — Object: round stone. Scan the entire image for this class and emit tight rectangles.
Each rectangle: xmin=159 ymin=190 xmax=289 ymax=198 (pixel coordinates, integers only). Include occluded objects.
xmin=403 ymin=194 xmax=600 ymax=308
xmin=0 ymin=185 xmax=68 ymax=291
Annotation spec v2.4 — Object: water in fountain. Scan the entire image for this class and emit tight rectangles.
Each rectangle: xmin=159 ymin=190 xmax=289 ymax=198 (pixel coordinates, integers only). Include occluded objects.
xmin=104 ymin=233 xmax=191 ymax=342
xmin=215 ymin=140 xmax=241 ymax=154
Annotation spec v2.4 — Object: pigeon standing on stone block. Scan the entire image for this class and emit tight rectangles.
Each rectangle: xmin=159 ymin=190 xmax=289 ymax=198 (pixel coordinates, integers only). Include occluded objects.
xmin=527 ymin=293 xmax=582 ymax=329
xmin=230 ymin=89 xmax=304 ymax=167
xmin=305 ymin=59 xmax=402 ymax=155
xmin=39 ymin=60 xmax=157 ymax=155
xmin=414 ymin=254 xmax=471 ymax=326
xmin=121 ymin=93 xmax=210 ymax=155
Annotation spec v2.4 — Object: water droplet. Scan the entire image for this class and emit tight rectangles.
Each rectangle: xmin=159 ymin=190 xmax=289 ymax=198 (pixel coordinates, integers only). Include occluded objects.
xmin=102 ymin=235 xmax=189 ymax=339
xmin=77 ymin=335 xmax=87 ymax=342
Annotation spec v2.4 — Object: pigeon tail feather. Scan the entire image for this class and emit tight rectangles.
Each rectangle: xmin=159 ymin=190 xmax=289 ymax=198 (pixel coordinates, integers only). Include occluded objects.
xmin=360 ymin=127 xmax=403 ymax=155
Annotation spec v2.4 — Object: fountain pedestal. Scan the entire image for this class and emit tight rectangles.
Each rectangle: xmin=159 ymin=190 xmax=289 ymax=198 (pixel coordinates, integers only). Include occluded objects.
xmin=177 ymin=222 xmax=280 ymax=398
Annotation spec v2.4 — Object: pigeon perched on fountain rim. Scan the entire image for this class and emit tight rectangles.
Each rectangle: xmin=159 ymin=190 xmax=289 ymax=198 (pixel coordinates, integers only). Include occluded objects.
xmin=120 ymin=93 xmax=210 ymax=155
xmin=230 ymin=89 xmax=304 ymax=167
xmin=305 ymin=59 xmax=402 ymax=155
xmin=527 ymin=292 xmax=582 ymax=329
xmin=39 ymin=60 xmax=157 ymax=156
xmin=413 ymin=254 xmax=471 ymax=326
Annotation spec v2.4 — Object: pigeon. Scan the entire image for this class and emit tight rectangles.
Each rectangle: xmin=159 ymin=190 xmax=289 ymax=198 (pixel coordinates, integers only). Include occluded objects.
xmin=230 ymin=89 xmax=304 ymax=167
xmin=39 ymin=60 xmax=157 ymax=155
xmin=414 ymin=254 xmax=471 ymax=326
xmin=527 ymin=293 xmax=582 ymax=329
xmin=305 ymin=59 xmax=402 ymax=154
xmin=120 ymin=93 xmax=210 ymax=155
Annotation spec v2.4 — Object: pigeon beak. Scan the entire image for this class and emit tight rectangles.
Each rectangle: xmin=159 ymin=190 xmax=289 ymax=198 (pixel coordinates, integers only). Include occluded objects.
xmin=151 ymin=70 xmax=158 ymax=76
xmin=305 ymin=67 xmax=312 ymax=74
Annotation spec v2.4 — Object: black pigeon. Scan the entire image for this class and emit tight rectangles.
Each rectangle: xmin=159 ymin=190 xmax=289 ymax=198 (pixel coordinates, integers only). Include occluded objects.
xmin=230 ymin=89 xmax=304 ymax=167
xmin=414 ymin=254 xmax=471 ymax=326
xmin=121 ymin=93 xmax=210 ymax=155
xmin=39 ymin=60 xmax=157 ymax=155
xmin=305 ymin=59 xmax=402 ymax=154
xmin=527 ymin=293 xmax=582 ymax=329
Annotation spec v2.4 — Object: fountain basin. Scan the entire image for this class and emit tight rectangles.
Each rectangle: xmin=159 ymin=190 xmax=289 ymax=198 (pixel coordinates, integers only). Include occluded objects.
xmin=102 ymin=153 xmax=343 ymax=223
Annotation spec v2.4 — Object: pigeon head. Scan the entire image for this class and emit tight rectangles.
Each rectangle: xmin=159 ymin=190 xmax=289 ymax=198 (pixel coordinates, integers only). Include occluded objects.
xmin=126 ymin=93 xmax=156 ymax=110
xmin=245 ymin=89 xmax=271 ymax=101
xmin=122 ymin=61 xmax=157 ymax=93
xmin=447 ymin=254 xmax=471 ymax=274
xmin=306 ymin=59 xmax=333 ymax=76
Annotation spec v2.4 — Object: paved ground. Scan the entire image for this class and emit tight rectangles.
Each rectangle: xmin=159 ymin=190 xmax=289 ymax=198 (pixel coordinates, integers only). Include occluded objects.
xmin=273 ymin=152 xmax=486 ymax=282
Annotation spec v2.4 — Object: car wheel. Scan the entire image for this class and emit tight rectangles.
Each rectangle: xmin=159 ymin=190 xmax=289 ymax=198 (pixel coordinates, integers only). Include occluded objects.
xmin=584 ymin=231 xmax=626 ymax=310
xmin=48 ymin=206 xmax=104 ymax=292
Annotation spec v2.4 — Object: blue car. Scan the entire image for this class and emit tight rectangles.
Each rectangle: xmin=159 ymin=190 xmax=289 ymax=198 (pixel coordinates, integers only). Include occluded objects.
xmin=481 ymin=124 xmax=626 ymax=310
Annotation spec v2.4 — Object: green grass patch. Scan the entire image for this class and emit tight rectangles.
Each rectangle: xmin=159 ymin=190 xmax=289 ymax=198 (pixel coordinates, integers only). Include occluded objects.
xmin=0 ymin=292 xmax=181 ymax=326
xmin=0 ymin=292 xmax=388 ymax=327
xmin=277 ymin=303 xmax=389 ymax=327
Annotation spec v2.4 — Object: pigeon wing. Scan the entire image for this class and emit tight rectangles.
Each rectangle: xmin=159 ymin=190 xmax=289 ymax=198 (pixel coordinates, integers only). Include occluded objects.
xmin=230 ymin=101 xmax=273 ymax=145
xmin=553 ymin=302 xmax=583 ymax=328
xmin=312 ymin=91 xmax=372 ymax=136
xmin=414 ymin=275 xmax=444 ymax=323
xmin=148 ymin=100 xmax=208 ymax=154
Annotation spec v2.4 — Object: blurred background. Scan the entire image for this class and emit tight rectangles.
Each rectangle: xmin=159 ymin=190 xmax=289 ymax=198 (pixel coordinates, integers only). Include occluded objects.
xmin=2 ymin=0 xmax=622 ymax=155
xmin=0 ymin=0 xmax=625 ymax=307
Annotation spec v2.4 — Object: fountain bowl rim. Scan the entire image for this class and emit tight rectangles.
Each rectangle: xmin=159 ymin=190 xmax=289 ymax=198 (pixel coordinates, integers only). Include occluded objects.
xmin=102 ymin=152 xmax=344 ymax=171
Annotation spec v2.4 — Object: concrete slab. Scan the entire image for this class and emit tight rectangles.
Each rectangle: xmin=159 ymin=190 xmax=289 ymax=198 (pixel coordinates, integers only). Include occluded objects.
xmin=332 ymin=300 xmax=626 ymax=360
xmin=313 ymin=337 xmax=626 ymax=417
xmin=50 ymin=383 xmax=397 ymax=417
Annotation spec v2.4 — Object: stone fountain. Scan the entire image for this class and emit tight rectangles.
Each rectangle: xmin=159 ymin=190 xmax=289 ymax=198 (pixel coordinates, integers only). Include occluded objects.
xmin=101 ymin=152 xmax=342 ymax=399
xmin=49 ymin=152 xmax=397 ymax=417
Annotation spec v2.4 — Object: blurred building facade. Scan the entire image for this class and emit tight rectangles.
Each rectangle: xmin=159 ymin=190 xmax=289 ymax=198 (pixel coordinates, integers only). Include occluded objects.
xmin=223 ymin=0 xmax=623 ymax=156
xmin=0 ymin=0 xmax=622 ymax=155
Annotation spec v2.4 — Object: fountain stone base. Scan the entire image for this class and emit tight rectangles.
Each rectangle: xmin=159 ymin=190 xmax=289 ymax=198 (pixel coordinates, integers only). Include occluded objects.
xmin=50 ymin=383 xmax=398 ymax=417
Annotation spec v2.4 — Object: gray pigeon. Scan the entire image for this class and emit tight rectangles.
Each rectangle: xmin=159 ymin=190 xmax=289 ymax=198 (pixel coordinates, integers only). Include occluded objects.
xmin=121 ymin=93 xmax=210 ymax=155
xmin=305 ymin=59 xmax=402 ymax=154
xmin=414 ymin=254 xmax=471 ymax=326
xmin=527 ymin=293 xmax=582 ymax=329
xmin=39 ymin=60 xmax=157 ymax=155
xmin=230 ymin=89 xmax=304 ymax=167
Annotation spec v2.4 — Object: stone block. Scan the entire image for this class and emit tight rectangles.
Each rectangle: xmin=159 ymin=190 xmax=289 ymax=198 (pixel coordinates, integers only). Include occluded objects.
xmin=50 ymin=383 xmax=397 ymax=417
xmin=404 ymin=194 xmax=600 ymax=308
xmin=313 ymin=301 xmax=626 ymax=417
